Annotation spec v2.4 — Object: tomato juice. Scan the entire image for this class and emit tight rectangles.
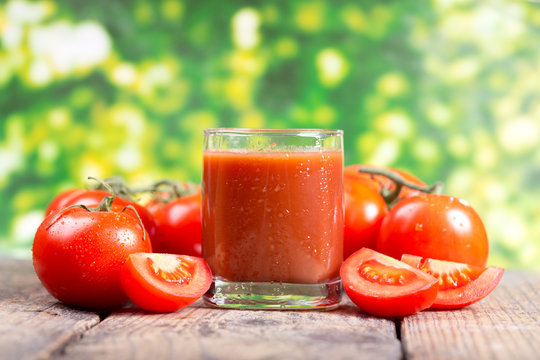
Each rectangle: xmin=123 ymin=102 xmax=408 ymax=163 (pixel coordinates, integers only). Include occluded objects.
xmin=202 ymin=150 xmax=343 ymax=284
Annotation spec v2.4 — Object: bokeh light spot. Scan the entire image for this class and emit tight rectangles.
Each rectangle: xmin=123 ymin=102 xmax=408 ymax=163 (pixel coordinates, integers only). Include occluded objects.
xmin=498 ymin=117 xmax=540 ymax=155
xmin=447 ymin=135 xmax=470 ymax=159
xmin=225 ymin=76 xmax=253 ymax=109
xmin=341 ymin=5 xmax=368 ymax=33
xmin=6 ymin=0 xmax=53 ymax=24
xmin=111 ymin=63 xmax=137 ymax=87
xmin=239 ymin=110 xmax=265 ymax=128
xmin=313 ymin=105 xmax=337 ymax=126
xmin=28 ymin=58 xmax=52 ymax=86
xmin=38 ymin=141 xmax=58 ymax=162
xmin=12 ymin=211 xmax=43 ymax=245
xmin=426 ymin=102 xmax=452 ymax=128
xmin=134 ymin=2 xmax=154 ymax=23
xmin=161 ymin=0 xmax=184 ymax=20
xmin=315 ymin=48 xmax=349 ymax=87
xmin=28 ymin=21 xmax=111 ymax=76
xmin=232 ymin=8 xmax=261 ymax=50
xmin=369 ymin=138 xmax=400 ymax=166
xmin=375 ymin=111 xmax=414 ymax=139
xmin=115 ymin=145 xmax=142 ymax=172
xmin=48 ymin=108 xmax=71 ymax=128
xmin=295 ymin=1 xmax=324 ymax=32
xmin=275 ymin=37 xmax=298 ymax=58
xmin=412 ymin=138 xmax=440 ymax=164
xmin=445 ymin=57 xmax=480 ymax=83
xmin=376 ymin=72 xmax=409 ymax=97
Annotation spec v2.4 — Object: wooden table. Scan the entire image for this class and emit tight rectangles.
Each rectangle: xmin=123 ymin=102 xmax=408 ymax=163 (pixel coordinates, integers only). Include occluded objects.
xmin=1 ymin=258 xmax=539 ymax=360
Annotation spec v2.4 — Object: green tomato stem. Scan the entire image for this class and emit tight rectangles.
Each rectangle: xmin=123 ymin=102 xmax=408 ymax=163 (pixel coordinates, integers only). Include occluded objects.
xmin=88 ymin=177 xmax=117 ymax=212
xmin=355 ymin=166 xmax=444 ymax=204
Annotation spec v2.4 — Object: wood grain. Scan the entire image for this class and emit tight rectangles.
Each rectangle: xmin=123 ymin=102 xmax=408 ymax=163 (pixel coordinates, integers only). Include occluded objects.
xmin=401 ymin=271 xmax=540 ymax=360
xmin=0 ymin=258 xmax=101 ymax=360
xmin=3 ymin=257 xmax=540 ymax=360
xmin=59 ymin=298 xmax=401 ymax=360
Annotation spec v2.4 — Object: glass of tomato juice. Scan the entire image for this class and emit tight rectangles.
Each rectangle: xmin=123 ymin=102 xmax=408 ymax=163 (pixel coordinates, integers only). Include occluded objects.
xmin=202 ymin=129 xmax=344 ymax=309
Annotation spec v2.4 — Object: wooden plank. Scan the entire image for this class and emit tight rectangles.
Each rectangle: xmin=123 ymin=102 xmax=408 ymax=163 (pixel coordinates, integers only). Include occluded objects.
xmin=0 ymin=258 xmax=101 ymax=360
xmin=401 ymin=271 xmax=540 ymax=360
xmin=60 ymin=297 xmax=402 ymax=360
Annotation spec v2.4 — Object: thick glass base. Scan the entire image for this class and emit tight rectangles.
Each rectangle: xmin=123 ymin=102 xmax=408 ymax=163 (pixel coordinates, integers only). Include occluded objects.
xmin=203 ymin=278 xmax=342 ymax=310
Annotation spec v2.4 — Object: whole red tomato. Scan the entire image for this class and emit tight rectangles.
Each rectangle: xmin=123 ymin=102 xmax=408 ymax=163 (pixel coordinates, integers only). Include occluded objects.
xmin=344 ymin=165 xmax=427 ymax=202
xmin=343 ymin=179 xmax=388 ymax=259
xmin=150 ymin=192 xmax=202 ymax=256
xmin=33 ymin=206 xmax=152 ymax=309
xmin=46 ymin=189 xmax=158 ymax=245
xmin=376 ymin=194 xmax=489 ymax=267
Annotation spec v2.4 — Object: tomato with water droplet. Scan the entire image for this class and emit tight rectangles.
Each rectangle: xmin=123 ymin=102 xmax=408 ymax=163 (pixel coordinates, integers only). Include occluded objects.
xmin=46 ymin=189 xmax=158 ymax=249
xmin=376 ymin=194 xmax=489 ymax=267
xmin=33 ymin=206 xmax=152 ymax=309
xmin=121 ymin=253 xmax=212 ymax=312
xmin=148 ymin=191 xmax=202 ymax=256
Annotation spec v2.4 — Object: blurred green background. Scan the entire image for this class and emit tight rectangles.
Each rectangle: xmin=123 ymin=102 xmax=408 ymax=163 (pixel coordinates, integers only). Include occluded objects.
xmin=1 ymin=0 xmax=539 ymax=269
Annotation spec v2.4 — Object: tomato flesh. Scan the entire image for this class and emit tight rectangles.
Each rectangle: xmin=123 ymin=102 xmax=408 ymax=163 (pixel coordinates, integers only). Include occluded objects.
xmin=121 ymin=253 xmax=212 ymax=313
xmin=146 ymin=255 xmax=195 ymax=284
xmin=341 ymin=248 xmax=438 ymax=317
xmin=358 ymin=259 xmax=419 ymax=286
xmin=401 ymin=254 xmax=504 ymax=309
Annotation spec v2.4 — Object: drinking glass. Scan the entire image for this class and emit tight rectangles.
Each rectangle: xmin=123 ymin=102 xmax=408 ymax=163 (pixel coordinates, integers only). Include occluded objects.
xmin=202 ymin=129 xmax=343 ymax=309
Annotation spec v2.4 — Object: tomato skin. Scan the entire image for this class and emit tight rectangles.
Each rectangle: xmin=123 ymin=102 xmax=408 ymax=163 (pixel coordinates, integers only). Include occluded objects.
xmin=45 ymin=188 xmax=85 ymax=216
xmin=401 ymin=254 xmax=504 ymax=309
xmin=344 ymin=165 xmax=427 ymax=201
xmin=46 ymin=189 xmax=158 ymax=247
xmin=121 ymin=253 xmax=212 ymax=312
xmin=151 ymin=193 xmax=202 ymax=256
xmin=341 ymin=248 xmax=438 ymax=317
xmin=343 ymin=179 xmax=388 ymax=259
xmin=32 ymin=208 xmax=152 ymax=309
xmin=377 ymin=194 xmax=489 ymax=268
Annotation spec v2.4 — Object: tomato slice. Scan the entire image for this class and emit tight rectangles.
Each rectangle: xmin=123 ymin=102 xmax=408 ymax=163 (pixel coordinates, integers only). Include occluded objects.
xmin=401 ymin=254 xmax=504 ymax=309
xmin=121 ymin=253 xmax=212 ymax=312
xmin=340 ymin=248 xmax=439 ymax=317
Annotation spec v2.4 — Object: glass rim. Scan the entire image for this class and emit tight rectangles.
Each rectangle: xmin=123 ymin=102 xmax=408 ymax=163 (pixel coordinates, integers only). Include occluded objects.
xmin=204 ymin=128 xmax=343 ymax=136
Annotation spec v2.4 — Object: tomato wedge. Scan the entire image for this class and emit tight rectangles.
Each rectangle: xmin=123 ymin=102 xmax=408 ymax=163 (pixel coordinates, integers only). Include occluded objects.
xmin=121 ymin=253 xmax=212 ymax=312
xmin=341 ymin=248 xmax=439 ymax=317
xmin=401 ymin=254 xmax=504 ymax=309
